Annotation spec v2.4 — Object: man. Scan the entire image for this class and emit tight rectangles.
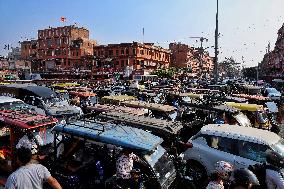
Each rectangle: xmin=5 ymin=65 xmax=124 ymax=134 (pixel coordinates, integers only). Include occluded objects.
xmin=4 ymin=147 xmax=62 ymax=189
xmin=16 ymin=132 xmax=42 ymax=155
xmin=116 ymin=149 xmax=139 ymax=188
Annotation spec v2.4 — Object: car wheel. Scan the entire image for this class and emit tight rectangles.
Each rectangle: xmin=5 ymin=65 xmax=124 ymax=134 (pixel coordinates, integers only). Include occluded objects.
xmin=186 ymin=160 xmax=207 ymax=187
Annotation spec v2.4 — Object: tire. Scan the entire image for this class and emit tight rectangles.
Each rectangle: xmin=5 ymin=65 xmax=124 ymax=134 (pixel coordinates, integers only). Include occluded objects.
xmin=176 ymin=179 xmax=197 ymax=189
xmin=186 ymin=160 xmax=207 ymax=188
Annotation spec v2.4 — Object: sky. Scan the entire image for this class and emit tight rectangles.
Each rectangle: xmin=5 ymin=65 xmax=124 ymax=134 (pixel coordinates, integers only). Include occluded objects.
xmin=1 ymin=0 xmax=284 ymax=67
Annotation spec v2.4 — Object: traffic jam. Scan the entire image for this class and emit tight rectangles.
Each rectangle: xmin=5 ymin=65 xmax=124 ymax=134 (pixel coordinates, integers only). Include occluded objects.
xmin=0 ymin=78 xmax=283 ymax=189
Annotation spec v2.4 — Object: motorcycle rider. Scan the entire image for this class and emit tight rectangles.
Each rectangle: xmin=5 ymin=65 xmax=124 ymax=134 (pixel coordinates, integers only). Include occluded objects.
xmin=230 ymin=168 xmax=259 ymax=189
xmin=265 ymin=151 xmax=284 ymax=189
xmin=206 ymin=161 xmax=234 ymax=189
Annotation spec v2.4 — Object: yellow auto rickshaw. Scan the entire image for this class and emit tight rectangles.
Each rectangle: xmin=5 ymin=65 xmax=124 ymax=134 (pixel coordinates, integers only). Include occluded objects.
xmin=225 ymin=102 xmax=271 ymax=130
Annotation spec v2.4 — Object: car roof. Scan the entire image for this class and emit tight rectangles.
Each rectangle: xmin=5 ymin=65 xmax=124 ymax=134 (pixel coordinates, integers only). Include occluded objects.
xmin=53 ymin=120 xmax=163 ymax=152
xmin=200 ymin=124 xmax=280 ymax=146
xmin=0 ymin=96 xmax=23 ymax=103
xmin=1 ymin=84 xmax=56 ymax=99
xmin=266 ymin=88 xmax=278 ymax=91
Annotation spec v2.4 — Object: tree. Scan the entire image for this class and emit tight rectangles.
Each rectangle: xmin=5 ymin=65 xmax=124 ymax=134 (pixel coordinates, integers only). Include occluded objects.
xmin=151 ymin=68 xmax=177 ymax=78
xmin=219 ymin=57 xmax=241 ymax=78
xmin=242 ymin=66 xmax=257 ymax=79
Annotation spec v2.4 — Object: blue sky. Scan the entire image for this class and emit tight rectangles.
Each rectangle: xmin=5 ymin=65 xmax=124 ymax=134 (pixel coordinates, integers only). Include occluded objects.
xmin=1 ymin=0 xmax=284 ymax=67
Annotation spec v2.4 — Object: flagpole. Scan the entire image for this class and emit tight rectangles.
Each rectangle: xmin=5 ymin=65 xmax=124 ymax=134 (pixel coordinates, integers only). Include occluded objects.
xmin=143 ymin=27 xmax=144 ymax=44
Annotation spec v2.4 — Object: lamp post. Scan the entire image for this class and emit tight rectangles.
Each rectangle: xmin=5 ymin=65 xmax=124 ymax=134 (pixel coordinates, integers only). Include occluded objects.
xmin=214 ymin=0 xmax=219 ymax=83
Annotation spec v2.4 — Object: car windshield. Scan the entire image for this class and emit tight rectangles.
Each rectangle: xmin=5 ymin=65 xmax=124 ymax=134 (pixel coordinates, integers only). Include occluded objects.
xmin=271 ymin=139 xmax=284 ymax=156
xmin=31 ymin=127 xmax=54 ymax=146
xmin=44 ymin=97 xmax=63 ymax=105
xmin=0 ymin=101 xmax=33 ymax=111
xmin=144 ymin=145 xmax=175 ymax=186
xmin=233 ymin=112 xmax=252 ymax=127
xmin=267 ymin=88 xmax=279 ymax=93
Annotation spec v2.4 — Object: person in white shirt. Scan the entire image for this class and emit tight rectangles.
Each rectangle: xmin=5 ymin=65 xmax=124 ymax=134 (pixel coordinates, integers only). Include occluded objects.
xmin=266 ymin=151 xmax=284 ymax=189
xmin=116 ymin=148 xmax=140 ymax=188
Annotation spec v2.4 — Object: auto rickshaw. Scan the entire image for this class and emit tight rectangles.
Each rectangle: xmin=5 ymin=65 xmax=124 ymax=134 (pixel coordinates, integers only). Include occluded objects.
xmin=51 ymin=82 xmax=80 ymax=90
xmin=0 ymin=110 xmax=58 ymax=185
xmin=121 ymin=100 xmax=178 ymax=121
xmin=100 ymin=95 xmax=137 ymax=105
xmin=69 ymin=88 xmax=97 ymax=109
xmin=84 ymin=104 xmax=146 ymax=117
xmin=224 ymin=102 xmax=275 ymax=131
xmin=50 ymin=119 xmax=185 ymax=189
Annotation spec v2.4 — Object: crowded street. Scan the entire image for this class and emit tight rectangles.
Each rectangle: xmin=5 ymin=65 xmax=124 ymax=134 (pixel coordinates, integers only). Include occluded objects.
xmin=2 ymin=0 xmax=284 ymax=189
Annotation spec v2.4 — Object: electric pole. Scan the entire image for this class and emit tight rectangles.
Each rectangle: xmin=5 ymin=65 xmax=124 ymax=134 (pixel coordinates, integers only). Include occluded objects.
xmin=214 ymin=0 xmax=219 ymax=83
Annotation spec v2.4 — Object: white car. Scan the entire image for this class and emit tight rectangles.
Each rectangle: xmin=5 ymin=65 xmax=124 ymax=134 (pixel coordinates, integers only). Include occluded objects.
xmin=0 ymin=96 xmax=36 ymax=112
xmin=264 ymin=87 xmax=281 ymax=101
xmin=182 ymin=124 xmax=284 ymax=183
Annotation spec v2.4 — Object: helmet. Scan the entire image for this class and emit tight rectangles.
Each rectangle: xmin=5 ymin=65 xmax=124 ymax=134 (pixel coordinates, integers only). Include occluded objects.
xmin=232 ymin=168 xmax=260 ymax=186
xmin=266 ymin=151 xmax=284 ymax=168
xmin=214 ymin=161 xmax=234 ymax=180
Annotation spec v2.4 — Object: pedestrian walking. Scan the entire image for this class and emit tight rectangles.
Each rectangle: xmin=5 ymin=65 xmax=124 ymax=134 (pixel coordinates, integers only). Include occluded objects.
xmin=4 ymin=147 xmax=62 ymax=189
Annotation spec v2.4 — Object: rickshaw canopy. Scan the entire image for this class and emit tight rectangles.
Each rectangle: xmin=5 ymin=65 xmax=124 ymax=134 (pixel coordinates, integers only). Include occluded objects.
xmin=53 ymin=120 xmax=163 ymax=152
xmin=225 ymin=102 xmax=264 ymax=112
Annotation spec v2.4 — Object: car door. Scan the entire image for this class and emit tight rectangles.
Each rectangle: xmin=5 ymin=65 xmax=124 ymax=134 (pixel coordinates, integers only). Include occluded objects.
xmin=197 ymin=135 xmax=238 ymax=174
xmin=234 ymin=140 xmax=268 ymax=169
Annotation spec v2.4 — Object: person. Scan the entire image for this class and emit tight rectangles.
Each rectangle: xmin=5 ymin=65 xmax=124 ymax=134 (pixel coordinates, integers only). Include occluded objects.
xmin=206 ymin=161 xmax=234 ymax=189
xmin=16 ymin=131 xmax=43 ymax=155
xmin=265 ymin=151 xmax=284 ymax=189
xmin=4 ymin=147 xmax=62 ymax=189
xmin=215 ymin=112 xmax=226 ymax=124
xmin=230 ymin=168 xmax=259 ymax=189
xmin=116 ymin=148 xmax=140 ymax=188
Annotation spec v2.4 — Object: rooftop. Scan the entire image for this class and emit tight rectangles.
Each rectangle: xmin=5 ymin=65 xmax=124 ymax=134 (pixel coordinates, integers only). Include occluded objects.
xmin=201 ymin=124 xmax=280 ymax=146
xmin=0 ymin=96 xmax=22 ymax=103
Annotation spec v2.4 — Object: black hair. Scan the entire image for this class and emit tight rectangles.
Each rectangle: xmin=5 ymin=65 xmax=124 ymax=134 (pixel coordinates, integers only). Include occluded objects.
xmin=17 ymin=147 xmax=32 ymax=165
xmin=209 ymin=172 xmax=220 ymax=181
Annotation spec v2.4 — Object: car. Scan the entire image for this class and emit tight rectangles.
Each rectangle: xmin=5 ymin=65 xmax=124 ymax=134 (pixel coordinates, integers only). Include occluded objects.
xmin=264 ymin=87 xmax=281 ymax=101
xmin=182 ymin=124 xmax=284 ymax=184
xmin=0 ymin=84 xmax=83 ymax=119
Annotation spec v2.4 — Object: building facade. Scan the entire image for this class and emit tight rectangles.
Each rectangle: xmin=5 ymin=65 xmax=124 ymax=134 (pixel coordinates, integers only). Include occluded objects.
xmin=21 ymin=25 xmax=96 ymax=72
xmin=169 ymin=43 xmax=214 ymax=75
xmin=93 ymin=42 xmax=170 ymax=76
xmin=261 ymin=24 xmax=284 ymax=78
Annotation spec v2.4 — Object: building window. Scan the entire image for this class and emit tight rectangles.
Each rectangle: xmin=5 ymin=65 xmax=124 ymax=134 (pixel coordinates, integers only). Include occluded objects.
xmin=62 ymin=49 xmax=67 ymax=55
xmin=76 ymin=52 xmax=79 ymax=56
xmin=94 ymin=51 xmax=97 ymax=56
xmin=133 ymin=49 xmax=136 ymax=55
xmin=47 ymin=39 xmax=52 ymax=47
xmin=116 ymin=50 xmax=119 ymax=56
xmin=55 ymin=49 xmax=61 ymax=56
xmin=68 ymin=60 xmax=71 ymax=66
xmin=108 ymin=50 xmax=113 ymax=56
xmin=121 ymin=49 xmax=124 ymax=55
xmin=47 ymin=49 xmax=53 ymax=56
xmin=126 ymin=48 xmax=129 ymax=55
xmin=116 ymin=61 xmax=119 ymax=65
xmin=121 ymin=60 xmax=124 ymax=67
xmin=140 ymin=50 xmax=144 ymax=55
xmin=55 ymin=38 xmax=60 ymax=46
